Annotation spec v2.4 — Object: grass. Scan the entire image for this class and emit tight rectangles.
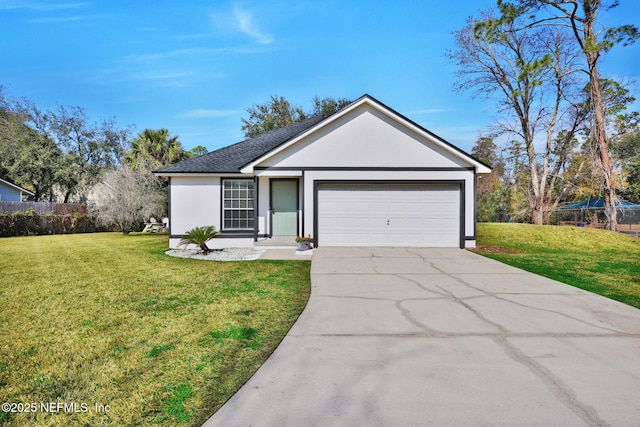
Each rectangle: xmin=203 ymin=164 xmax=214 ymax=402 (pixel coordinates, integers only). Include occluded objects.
xmin=473 ymin=223 xmax=640 ymax=309
xmin=0 ymin=233 xmax=311 ymax=426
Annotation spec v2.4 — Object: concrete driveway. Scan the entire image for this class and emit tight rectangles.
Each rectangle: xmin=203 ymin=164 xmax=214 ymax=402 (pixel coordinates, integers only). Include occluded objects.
xmin=203 ymin=247 xmax=640 ymax=427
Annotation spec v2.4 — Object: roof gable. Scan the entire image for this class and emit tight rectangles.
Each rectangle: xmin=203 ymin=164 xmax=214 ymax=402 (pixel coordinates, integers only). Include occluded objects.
xmin=243 ymin=94 xmax=491 ymax=173
xmin=155 ymin=94 xmax=491 ymax=175
xmin=253 ymin=103 xmax=473 ymax=169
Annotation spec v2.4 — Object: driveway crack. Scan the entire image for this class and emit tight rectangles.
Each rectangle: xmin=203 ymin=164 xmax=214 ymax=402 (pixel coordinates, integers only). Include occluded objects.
xmin=404 ymin=248 xmax=616 ymax=426
xmin=495 ymin=335 xmax=611 ymax=427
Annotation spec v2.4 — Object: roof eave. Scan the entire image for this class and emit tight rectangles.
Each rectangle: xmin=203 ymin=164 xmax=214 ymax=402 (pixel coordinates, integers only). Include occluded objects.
xmin=0 ymin=178 xmax=35 ymax=195
xmin=154 ymin=171 xmax=248 ymax=177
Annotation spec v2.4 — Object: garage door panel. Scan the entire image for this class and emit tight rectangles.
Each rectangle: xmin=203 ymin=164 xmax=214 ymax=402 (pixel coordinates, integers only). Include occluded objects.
xmin=318 ymin=184 xmax=460 ymax=247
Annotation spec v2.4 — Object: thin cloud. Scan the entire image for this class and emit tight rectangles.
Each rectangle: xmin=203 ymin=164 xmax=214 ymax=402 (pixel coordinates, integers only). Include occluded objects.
xmin=126 ymin=70 xmax=194 ymax=87
xmin=180 ymin=109 xmax=241 ymax=119
xmin=0 ymin=1 xmax=86 ymax=11
xmin=232 ymin=6 xmax=273 ymax=45
xmin=211 ymin=5 xmax=274 ymax=45
xmin=28 ymin=14 xmax=102 ymax=23
xmin=1 ymin=1 xmax=101 ymax=24
xmin=87 ymin=67 xmax=194 ymax=88
xmin=407 ymin=108 xmax=449 ymax=116
xmin=124 ymin=48 xmax=229 ymax=64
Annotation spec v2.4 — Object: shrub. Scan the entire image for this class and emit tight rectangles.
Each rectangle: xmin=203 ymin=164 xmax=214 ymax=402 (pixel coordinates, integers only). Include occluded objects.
xmin=179 ymin=226 xmax=219 ymax=253
xmin=0 ymin=206 xmax=105 ymax=237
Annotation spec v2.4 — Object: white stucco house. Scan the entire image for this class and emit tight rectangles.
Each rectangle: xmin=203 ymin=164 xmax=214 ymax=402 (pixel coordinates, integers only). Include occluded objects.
xmin=155 ymin=95 xmax=491 ymax=249
xmin=0 ymin=177 xmax=34 ymax=202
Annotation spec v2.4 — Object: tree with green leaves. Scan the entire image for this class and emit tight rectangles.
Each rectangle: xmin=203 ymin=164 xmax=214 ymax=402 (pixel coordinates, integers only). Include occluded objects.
xmin=471 ymin=137 xmax=512 ymax=222
xmin=612 ymin=113 xmax=640 ymax=203
xmin=124 ymin=128 xmax=187 ymax=170
xmin=241 ymin=95 xmax=351 ymax=137
xmin=493 ymin=0 xmax=639 ymax=229
xmin=1 ymin=93 xmax=65 ymax=201
xmin=0 ymin=96 xmax=62 ymax=201
xmin=49 ymin=105 xmax=130 ymax=202
xmin=310 ymin=96 xmax=351 ymax=118
xmin=241 ymin=95 xmax=306 ymax=137
xmin=189 ymin=145 xmax=208 ymax=157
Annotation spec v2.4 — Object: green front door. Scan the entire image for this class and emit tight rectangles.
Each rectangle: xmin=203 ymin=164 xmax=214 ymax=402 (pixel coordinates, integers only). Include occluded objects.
xmin=271 ymin=180 xmax=298 ymax=236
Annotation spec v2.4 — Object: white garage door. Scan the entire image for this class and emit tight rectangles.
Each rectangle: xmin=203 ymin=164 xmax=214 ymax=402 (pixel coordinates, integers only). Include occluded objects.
xmin=317 ymin=183 xmax=461 ymax=247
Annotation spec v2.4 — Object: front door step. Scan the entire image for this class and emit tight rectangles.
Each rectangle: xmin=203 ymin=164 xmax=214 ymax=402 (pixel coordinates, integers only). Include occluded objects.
xmin=254 ymin=237 xmax=296 ymax=247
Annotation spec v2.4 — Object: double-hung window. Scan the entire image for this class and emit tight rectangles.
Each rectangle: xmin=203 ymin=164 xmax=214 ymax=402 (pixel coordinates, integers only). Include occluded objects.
xmin=222 ymin=179 xmax=254 ymax=231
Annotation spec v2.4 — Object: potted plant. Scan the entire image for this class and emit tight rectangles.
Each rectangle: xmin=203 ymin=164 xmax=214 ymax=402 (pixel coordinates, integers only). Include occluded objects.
xmin=295 ymin=235 xmax=313 ymax=251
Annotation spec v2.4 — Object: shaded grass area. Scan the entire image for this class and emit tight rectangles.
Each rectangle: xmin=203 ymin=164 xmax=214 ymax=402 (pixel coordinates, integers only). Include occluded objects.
xmin=474 ymin=223 xmax=640 ymax=309
xmin=0 ymin=233 xmax=310 ymax=426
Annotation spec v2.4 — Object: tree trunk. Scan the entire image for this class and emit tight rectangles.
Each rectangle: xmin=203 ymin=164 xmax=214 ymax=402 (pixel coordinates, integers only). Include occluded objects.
xmin=531 ymin=203 xmax=544 ymax=225
xmin=584 ymin=2 xmax=617 ymax=231
xmin=526 ymin=134 xmax=545 ymax=225
xmin=33 ymin=187 xmax=42 ymax=202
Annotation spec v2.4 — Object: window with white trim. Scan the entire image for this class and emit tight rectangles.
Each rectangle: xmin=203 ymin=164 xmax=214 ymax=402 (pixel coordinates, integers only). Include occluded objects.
xmin=222 ymin=179 xmax=254 ymax=230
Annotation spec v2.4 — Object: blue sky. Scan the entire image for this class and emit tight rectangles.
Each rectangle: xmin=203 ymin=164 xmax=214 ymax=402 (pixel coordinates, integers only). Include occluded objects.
xmin=1 ymin=0 xmax=639 ymax=153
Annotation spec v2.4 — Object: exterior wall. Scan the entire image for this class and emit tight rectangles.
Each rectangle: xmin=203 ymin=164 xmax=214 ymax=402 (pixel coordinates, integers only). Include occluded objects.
xmin=259 ymin=106 xmax=469 ymax=169
xmin=169 ymin=176 xmax=221 ymax=246
xmin=0 ymin=182 xmax=22 ymax=201
xmin=168 ymin=174 xmax=305 ymax=249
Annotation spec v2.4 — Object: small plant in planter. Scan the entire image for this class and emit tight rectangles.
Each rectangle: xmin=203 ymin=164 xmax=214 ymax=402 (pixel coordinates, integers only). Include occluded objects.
xmin=295 ymin=235 xmax=313 ymax=251
xmin=180 ymin=226 xmax=219 ymax=254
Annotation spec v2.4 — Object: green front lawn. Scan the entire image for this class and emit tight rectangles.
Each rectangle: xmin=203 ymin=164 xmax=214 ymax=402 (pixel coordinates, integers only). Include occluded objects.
xmin=474 ymin=223 xmax=640 ymax=309
xmin=0 ymin=233 xmax=310 ymax=426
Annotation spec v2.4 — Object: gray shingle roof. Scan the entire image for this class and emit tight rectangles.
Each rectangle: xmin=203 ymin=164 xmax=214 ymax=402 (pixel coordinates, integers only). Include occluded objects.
xmin=154 ymin=114 xmax=327 ymax=174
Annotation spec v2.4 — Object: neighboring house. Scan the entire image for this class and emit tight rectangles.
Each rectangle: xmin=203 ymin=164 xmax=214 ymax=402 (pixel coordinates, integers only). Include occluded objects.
xmin=0 ymin=177 xmax=34 ymax=202
xmin=155 ymin=95 xmax=492 ymax=249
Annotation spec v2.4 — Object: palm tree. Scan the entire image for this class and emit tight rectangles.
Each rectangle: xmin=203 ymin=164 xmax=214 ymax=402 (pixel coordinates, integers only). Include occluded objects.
xmin=179 ymin=226 xmax=219 ymax=253
xmin=125 ymin=128 xmax=187 ymax=169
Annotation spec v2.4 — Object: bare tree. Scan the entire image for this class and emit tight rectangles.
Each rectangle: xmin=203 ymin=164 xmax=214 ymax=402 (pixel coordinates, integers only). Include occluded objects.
xmin=494 ymin=0 xmax=639 ymax=229
xmin=449 ymin=12 xmax=584 ymax=223
xmin=92 ymin=167 xmax=166 ymax=234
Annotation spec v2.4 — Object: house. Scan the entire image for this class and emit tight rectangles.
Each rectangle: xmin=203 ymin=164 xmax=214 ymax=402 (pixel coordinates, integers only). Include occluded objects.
xmin=0 ymin=177 xmax=34 ymax=202
xmin=155 ymin=95 xmax=492 ymax=249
